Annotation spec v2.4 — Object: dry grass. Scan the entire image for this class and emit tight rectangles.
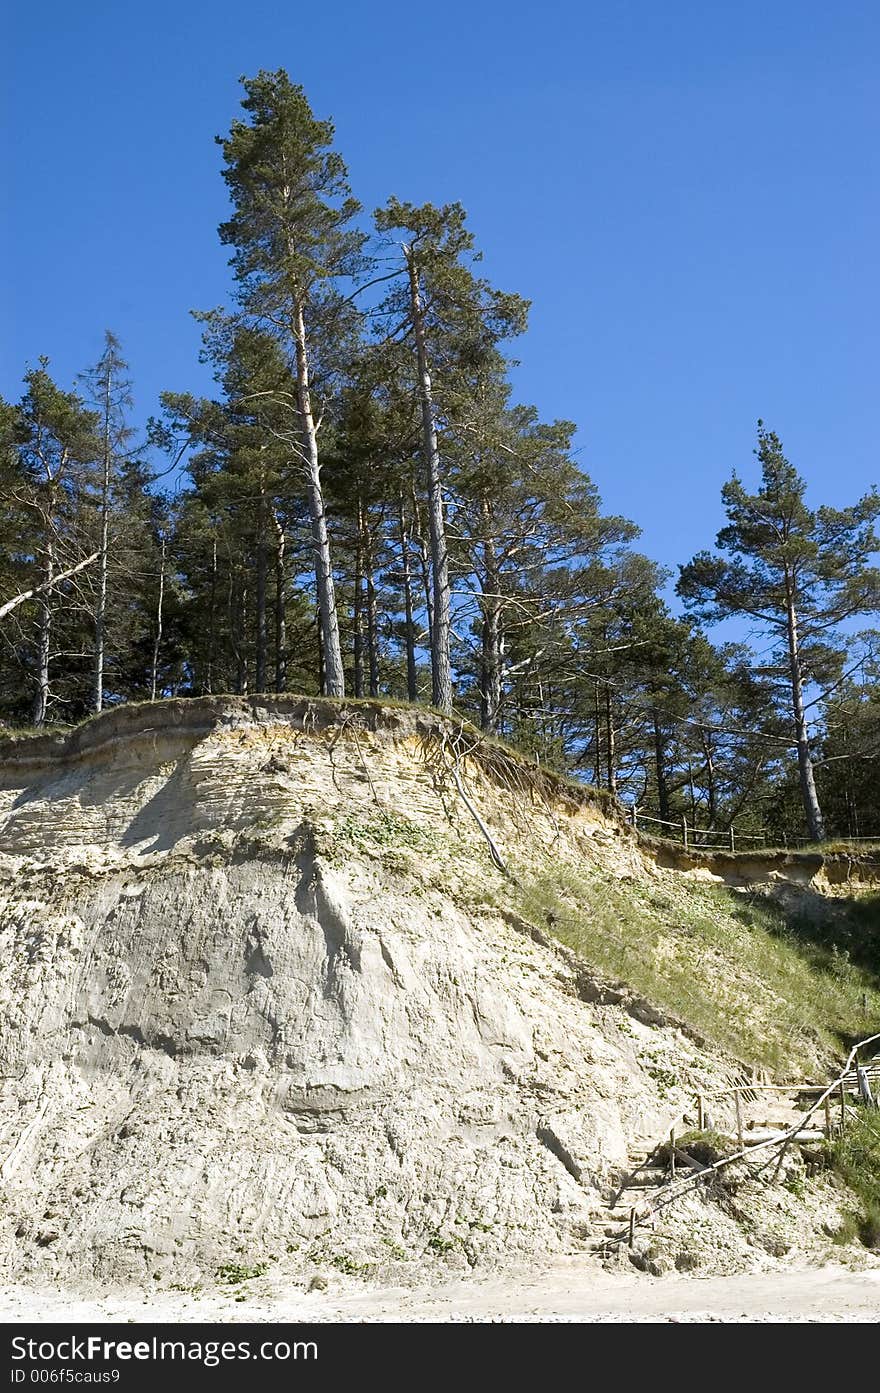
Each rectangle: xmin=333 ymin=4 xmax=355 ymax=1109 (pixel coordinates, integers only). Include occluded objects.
xmin=518 ymin=863 xmax=880 ymax=1075
xmin=827 ymin=1110 xmax=880 ymax=1248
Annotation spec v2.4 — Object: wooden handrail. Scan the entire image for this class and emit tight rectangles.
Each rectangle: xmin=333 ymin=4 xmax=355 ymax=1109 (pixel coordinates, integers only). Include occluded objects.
xmin=701 ymin=1073 xmax=880 ymax=1100
xmin=630 ymin=807 xmax=880 ymax=850
xmin=625 ymin=1030 xmax=880 ymax=1243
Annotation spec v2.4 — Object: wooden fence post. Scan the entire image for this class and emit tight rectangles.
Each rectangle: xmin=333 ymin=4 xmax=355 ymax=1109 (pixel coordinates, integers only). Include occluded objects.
xmin=824 ymin=1094 xmax=832 ymax=1136
xmin=697 ymin=1094 xmax=704 ymax=1131
xmin=840 ymin=1080 xmax=847 ymax=1130
xmin=682 ymin=816 xmax=689 ymax=850
xmin=735 ymin=1089 xmax=744 ymax=1150
xmin=729 ymin=825 xmax=736 ymax=853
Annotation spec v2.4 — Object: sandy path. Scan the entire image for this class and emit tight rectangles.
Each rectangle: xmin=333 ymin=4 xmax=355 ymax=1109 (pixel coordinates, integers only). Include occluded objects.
xmin=2 ymin=1262 xmax=879 ymax=1323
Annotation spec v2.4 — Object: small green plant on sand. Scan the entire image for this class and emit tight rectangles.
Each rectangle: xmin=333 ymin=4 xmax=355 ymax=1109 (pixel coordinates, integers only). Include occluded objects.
xmin=426 ymin=1230 xmax=457 ymax=1254
xmin=216 ymin=1261 xmax=269 ymax=1285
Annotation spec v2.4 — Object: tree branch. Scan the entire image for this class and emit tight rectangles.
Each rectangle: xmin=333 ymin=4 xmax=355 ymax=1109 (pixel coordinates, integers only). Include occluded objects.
xmin=0 ymin=552 xmax=101 ymax=622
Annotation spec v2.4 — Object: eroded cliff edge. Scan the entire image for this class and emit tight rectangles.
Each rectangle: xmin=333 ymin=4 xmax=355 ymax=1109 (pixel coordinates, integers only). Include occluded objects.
xmin=0 ymin=698 xmax=875 ymax=1286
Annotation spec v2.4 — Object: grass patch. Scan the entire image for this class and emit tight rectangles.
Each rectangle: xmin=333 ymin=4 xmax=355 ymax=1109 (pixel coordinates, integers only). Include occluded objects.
xmin=827 ymin=1109 xmax=880 ymax=1248
xmin=780 ymin=894 xmax=880 ymax=977
xmin=215 ymin=1261 xmax=269 ymax=1285
xmin=328 ymin=1252 xmax=367 ymax=1276
xmin=331 ymin=809 xmax=435 ymax=850
xmin=426 ymin=1231 xmax=458 ymax=1255
xmin=327 ymin=809 xmax=443 ymax=871
xmin=518 ymin=864 xmax=880 ymax=1073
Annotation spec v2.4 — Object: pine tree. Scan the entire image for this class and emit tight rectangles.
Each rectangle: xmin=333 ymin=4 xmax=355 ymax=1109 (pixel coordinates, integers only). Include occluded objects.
xmin=8 ymin=364 xmax=101 ymax=724
xmin=373 ymin=199 xmax=528 ymax=712
xmin=215 ymin=70 xmax=368 ymax=697
xmin=810 ymin=636 xmax=880 ymax=838
xmin=678 ymin=424 xmax=880 ymax=840
xmin=78 ymin=332 xmax=137 ymax=711
xmin=450 ymin=387 xmax=640 ymax=736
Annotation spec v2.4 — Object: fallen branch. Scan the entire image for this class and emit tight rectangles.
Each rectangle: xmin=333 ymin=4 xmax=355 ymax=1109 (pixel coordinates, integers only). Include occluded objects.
xmin=640 ymin=1029 xmax=880 ymax=1231
xmin=0 ymin=552 xmax=100 ymax=622
xmin=440 ymin=733 xmax=508 ymax=875
xmin=341 ymin=716 xmax=380 ymax=804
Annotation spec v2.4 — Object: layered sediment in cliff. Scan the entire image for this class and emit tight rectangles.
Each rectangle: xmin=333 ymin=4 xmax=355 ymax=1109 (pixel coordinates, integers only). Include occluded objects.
xmin=0 ymin=698 xmax=868 ymax=1286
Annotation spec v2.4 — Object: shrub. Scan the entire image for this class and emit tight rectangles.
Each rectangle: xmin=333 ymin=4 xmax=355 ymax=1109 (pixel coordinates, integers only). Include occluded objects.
xmin=656 ymin=1129 xmax=734 ymax=1169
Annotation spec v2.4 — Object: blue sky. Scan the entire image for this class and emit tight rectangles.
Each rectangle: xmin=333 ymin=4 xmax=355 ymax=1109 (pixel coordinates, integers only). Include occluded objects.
xmin=4 ymin=0 xmax=878 ymax=596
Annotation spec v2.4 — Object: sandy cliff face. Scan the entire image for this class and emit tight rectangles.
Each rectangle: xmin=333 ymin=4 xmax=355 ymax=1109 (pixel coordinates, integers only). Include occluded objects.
xmin=2 ymin=697 xmax=870 ymax=1288
xmin=0 ymin=698 xmax=738 ymax=1284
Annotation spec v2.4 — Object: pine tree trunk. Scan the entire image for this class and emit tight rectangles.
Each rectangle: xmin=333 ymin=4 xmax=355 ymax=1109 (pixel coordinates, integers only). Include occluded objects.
xmin=411 ymin=486 xmax=434 ymax=650
xmin=605 ymin=684 xmax=617 ymax=796
xmin=255 ymin=488 xmax=267 ymax=694
xmin=293 ymin=298 xmax=344 ymax=698
xmin=237 ymin=580 xmax=248 ymax=695
xmin=205 ymin=535 xmax=217 ymax=695
xmin=93 ymin=362 xmax=112 ymax=713
xmin=272 ymin=510 xmax=286 ymax=693
xmin=785 ymin=584 xmax=825 ymax=841
xmin=353 ymin=503 xmax=364 ymax=699
xmin=316 ymin=609 xmax=325 ymax=695
xmin=364 ymin=513 xmax=379 ymax=699
xmin=150 ymin=534 xmax=165 ymax=702
xmin=398 ymin=494 xmax=418 ymax=703
xmin=479 ymin=502 xmax=502 ymax=734
xmin=32 ymin=529 xmax=53 ymax=726
xmin=702 ymin=732 xmax=717 ymax=827
xmin=406 ymin=249 xmax=452 ymax=713
xmin=593 ymin=680 xmax=602 ymax=787
xmin=652 ymin=710 xmax=670 ymax=821
xmin=479 ymin=610 xmax=500 ymax=733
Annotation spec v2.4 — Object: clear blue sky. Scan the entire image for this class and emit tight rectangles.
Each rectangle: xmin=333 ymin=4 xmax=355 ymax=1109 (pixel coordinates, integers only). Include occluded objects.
xmin=4 ymin=0 xmax=878 ymax=594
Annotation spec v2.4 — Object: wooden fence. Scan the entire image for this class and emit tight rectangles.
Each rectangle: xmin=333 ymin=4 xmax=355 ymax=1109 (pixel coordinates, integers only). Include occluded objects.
xmin=629 ymin=808 xmax=880 ymax=853
xmin=623 ymin=1030 xmax=880 ymax=1246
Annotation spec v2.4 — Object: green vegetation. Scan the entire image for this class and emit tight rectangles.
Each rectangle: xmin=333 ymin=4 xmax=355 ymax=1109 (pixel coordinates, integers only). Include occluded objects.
xmin=657 ymin=1129 xmax=735 ymax=1168
xmin=330 ymin=808 xmax=435 ymax=852
xmin=519 ymin=863 xmax=880 ymax=1073
xmin=426 ymin=1231 xmax=457 ymax=1255
xmin=2 ymin=66 xmax=877 ymax=852
xmin=381 ymin=1238 xmax=407 ymax=1260
xmin=328 ymin=1253 xmax=367 ymax=1276
xmin=828 ymin=1109 xmax=880 ymax=1248
xmin=215 ymin=1261 xmax=269 ymax=1285
xmin=305 ymin=1245 xmax=374 ymax=1277
xmin=326 ymin=808 xmax=444 ymax=874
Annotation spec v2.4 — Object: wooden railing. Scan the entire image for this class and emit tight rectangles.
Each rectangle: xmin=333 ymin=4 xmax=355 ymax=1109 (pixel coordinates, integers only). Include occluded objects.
xmin=629 ymin=808 xmax=880 ymax=853
xmin=623 ymin=1030 xmax=880 ymax=1245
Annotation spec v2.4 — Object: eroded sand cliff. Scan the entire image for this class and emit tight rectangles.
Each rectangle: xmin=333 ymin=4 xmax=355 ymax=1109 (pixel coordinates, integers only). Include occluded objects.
xmin=0 ymin=699 xmax=872 ymax=1287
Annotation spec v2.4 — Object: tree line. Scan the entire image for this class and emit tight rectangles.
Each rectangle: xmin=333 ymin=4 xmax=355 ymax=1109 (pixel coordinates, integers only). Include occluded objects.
xmin=2 ymin=70 xmax=879 ymax=844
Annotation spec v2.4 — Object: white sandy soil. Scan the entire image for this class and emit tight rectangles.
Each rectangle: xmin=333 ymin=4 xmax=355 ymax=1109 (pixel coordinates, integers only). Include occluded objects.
xmin=2 ymin=1261 xmax=880 ymax=1323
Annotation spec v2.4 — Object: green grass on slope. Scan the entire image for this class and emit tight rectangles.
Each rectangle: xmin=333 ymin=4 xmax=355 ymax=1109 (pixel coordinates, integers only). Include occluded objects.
xmin=518 ymin=864 xmax=880 ymax=1075
xmin=827 ymin=1110 xmax=880 ymax=1248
